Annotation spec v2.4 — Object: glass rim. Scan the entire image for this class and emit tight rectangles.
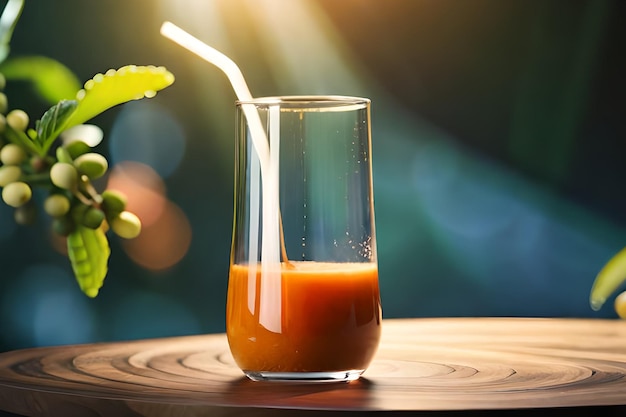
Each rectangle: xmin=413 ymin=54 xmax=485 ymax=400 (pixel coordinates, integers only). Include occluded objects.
xmin=235 ymin=95 xmax=370 ymax=107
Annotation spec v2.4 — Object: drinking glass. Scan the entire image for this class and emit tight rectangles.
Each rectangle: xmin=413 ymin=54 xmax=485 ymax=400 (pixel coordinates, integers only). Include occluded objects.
xmin=227 ymin=96 xmax=381 ymax=382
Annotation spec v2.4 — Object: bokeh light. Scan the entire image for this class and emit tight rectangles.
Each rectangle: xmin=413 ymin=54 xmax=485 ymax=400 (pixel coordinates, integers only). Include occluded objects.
xmin=107 ymin=161 xmax=192 ymax=271
xmin=107 ymin=161 xmax=167 ymax=228
xmin=1 ymin=264 xmax=96 ymax=347
xmin=61 ymin=124 xmax=104 ymax=147
xmin=109 ymin=101 xmax=186 ymax=178
xmin=122 ymin=198 xmax=192 ymax=271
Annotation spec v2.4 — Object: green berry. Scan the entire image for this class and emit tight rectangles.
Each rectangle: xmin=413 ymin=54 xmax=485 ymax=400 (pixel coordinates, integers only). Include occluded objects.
xmin=73 ymin=153 xmax=108 ymax=179
xmin=30 ymin=156 xmax=48 ymax=173
xmin=82 ymin=207 xmax=105 ymax=229
xmin=65 ymin=141 xmax=91 ymax=159
xmin=111 ymin=211 xmax=141 ymax=239
xmin=0 ymin=73 xmax=5 ymax=90
xmin=0 ymin=92 xmax=7 ymax=114
xmin=52 ymin=216 xmax=75 ymax=236
xmin=71 ymin=203 xmax=88 ymax=220
xmin=56 ymin=146 xmax=73 ymax=164
xmin=2 ymin=181 xmax=32 ymax=207
xmin=14 ymin=203 xmax=36 ymax=225
xmin=0 ymin=165 xmax=21 ymax=186
xmin=50 ymin=162 xmax=78 ymax=191
xmin=0 ymin=114 xmax=6 ymax=133
xmin=44 ymin=194 xmax=71 ymax=217
xmin=6 ymin=109 xmax=29 ymax=132
xmin=0 ymin=143 xmax=27 ymax=165
xmin=101 ymin=189 xmax=127 ymax=219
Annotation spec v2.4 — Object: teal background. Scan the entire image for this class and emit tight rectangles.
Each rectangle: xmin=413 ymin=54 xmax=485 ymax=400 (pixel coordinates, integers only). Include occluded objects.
xmin=0 ymin=0 xmax=625 ymax=352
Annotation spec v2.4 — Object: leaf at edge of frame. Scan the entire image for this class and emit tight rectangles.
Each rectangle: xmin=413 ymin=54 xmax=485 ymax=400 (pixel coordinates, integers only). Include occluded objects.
xmin=590 ymin=246 xmax=626 ymax=311
xmin=0 ymin=56 xmax=82 ymax=104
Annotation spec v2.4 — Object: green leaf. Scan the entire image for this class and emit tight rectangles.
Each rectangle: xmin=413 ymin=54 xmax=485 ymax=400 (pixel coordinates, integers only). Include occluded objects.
xmin=67 ymin=225 xmax=110 ymax=298
xmin=0 ymin=55 xmax=82 ymax=103
xmin=64 ymin=65 xmax=175 ymax=130
xmin=33 ymin=65 xmax=175 ymax=152
xmin=35 ymin=100 xmax=78 ymax=156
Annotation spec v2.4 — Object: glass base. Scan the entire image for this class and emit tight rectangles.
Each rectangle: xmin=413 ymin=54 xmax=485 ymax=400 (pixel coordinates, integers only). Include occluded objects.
xmin=244 ymin=369 xmax=364 ymax=383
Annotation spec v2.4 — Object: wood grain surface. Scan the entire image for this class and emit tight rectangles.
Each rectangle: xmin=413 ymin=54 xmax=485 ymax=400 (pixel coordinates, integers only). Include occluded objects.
xmin=0 ymin=318 xmax=626 ymax=416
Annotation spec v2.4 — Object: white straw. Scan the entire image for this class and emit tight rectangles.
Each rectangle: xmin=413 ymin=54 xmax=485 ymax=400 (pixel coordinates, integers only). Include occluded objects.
xmin=160 ymin=22 xmax=282 ymax=307
xmin=247 ymin=146 xmax=260 ymax=313
xmin=259 ymin=104 xmax=282 ymax=332
xmin=159 ymin=22 xmax=270 ymax=170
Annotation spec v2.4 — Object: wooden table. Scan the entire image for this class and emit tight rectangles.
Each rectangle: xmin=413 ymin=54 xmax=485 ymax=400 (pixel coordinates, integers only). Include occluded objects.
xmin=0 ymin=318 xmax=625 ymax=416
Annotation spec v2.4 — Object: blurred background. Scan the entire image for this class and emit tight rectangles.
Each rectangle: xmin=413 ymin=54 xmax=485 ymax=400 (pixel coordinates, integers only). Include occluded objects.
xmin=0 ymin=0 xmax=625 ymax=352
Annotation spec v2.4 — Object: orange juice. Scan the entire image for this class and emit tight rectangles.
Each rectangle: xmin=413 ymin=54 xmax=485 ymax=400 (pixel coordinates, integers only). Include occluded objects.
xmin=226 ymin=261 xmax=381 ymax=374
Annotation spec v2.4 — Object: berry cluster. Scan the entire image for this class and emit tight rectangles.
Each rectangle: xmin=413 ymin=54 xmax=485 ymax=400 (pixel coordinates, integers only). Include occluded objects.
xmin=0 ymin=72 xmax=141 ymax=240
xmin=0 ymin=0 xmax=175 ymax=297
